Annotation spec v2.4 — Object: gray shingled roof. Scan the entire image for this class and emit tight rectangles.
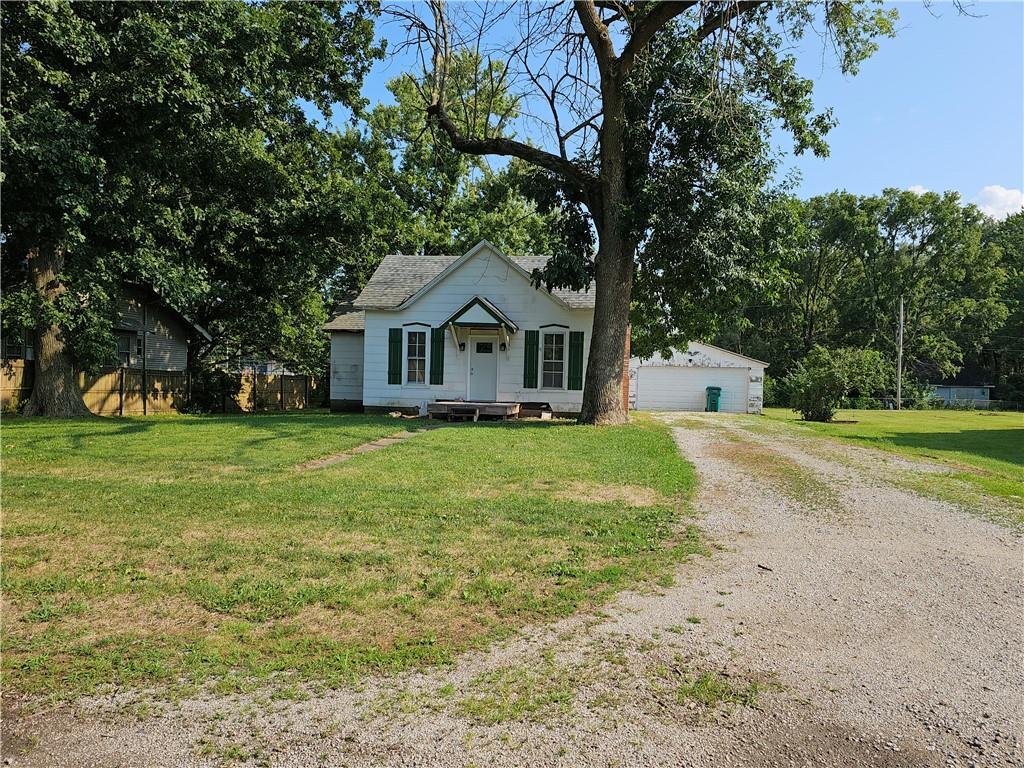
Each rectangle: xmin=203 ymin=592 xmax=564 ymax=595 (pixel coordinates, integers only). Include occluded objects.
xmin=513 ymin=255 xmax=596 ymax=309
xmin=353 ymin=253 xmax=595 ymax=310
xmin=323 ymin=299 xmax=365 ymax=332
xmin=353 ymin=255 xmax=458 ymax=310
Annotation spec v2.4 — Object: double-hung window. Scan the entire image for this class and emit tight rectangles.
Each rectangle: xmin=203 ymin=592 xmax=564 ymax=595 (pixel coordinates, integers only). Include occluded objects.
xmin=542 ymin=332 xmax=565 ymax=388
xmin=116 ymin=332 xmax=134 ymax=367
xmin=1 ymin=330 xmax=24 ymax=360
xmin=407 ymin=330 xmax=426 ymax=384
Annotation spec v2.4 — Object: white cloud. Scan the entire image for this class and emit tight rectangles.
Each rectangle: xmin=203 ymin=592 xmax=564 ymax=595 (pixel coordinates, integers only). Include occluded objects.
xmin=974 ymin=185 xmax=1024 ymax=220
xmin=906 ymin=184 xmax=929 ymax=196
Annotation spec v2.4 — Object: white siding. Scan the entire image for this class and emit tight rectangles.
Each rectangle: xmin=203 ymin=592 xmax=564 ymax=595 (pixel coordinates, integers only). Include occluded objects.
xmin=330 ymin=332 xmax=364 ymax=402
xmin=930 ymin=385 xmax=992 ymax=405
xmin=747 ymin=370 xmax=764 ymax=414
xmin=635 ymin=366 xmax=750 ymax=413
xmin=630 ymin=342 xmax=767 ymax=414
xmin=361 ymin=245 xmax=594 ymax=413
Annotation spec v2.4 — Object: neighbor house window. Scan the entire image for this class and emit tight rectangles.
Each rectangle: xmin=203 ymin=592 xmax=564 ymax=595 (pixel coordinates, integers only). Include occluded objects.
xmin=116 ymin=332 xmax=134 ymax=366
xmin=407 ymin=330 xmax=426 ymax=384
xmin=542 ymin=332 xmax=565 ymax=388
xmin=1 ymin=330 xmax=24 ymax=360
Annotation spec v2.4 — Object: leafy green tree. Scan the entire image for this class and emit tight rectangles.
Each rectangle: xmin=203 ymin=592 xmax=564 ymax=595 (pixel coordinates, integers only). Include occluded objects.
xmin=837 ymin=189 xmax=1007 ymax=383
xmin=983 ymin=211 xmax=1024 ymax=400
xmin=364 ymin=63 xmax=561 ymax=259
xmin=190 ymin=127 xmax=408 ymax=376
xmin=1 ymin=0 xmax=380 ymax=414
xmin=395 ymin=0 xmax=896 ymax=423
xmin=717 ymin=190 xmax=1010 ymax=388
xmin=785 ymin=345 xmax=889 ymax=422
xmin=771 ymin=193 xmax=861 ymax=363
xmin=366 ymin=54 xmax=510 ymax=252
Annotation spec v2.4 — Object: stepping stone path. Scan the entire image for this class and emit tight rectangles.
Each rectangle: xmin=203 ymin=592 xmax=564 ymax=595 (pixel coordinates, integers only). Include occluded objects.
xmin=296 ymin=426 xmax=442 ymax=470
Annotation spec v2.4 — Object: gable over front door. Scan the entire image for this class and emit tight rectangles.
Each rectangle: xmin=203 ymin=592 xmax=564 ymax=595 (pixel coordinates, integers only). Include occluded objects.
xmin=468 ymin=335 xmax=498 ymax=401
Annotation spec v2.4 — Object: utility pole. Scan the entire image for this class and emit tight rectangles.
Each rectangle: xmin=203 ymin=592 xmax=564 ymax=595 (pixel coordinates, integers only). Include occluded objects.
xmin=896 ymin=294 xmax=904 ymax=411
xmin=142 ymin=301 xmax=148 ymax=416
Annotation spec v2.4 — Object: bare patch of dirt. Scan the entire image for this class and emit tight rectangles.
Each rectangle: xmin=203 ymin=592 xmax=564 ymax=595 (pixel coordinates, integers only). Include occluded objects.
xmin=52 ymin=594 xmax=221 ymax=641
xmin=470 ymin=480 xmax=669 ymax=507
xmin=281 ymin=601 xmax=495 ymax=651
xmin=296 ymin=427 xmax=440 ymax=470
xmin=549 ymin=480 xmax=669 ymax=507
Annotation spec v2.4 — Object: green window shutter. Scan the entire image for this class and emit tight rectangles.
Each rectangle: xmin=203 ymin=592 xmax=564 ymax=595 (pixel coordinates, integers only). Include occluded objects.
xmin=387 ymin=328 xmax=402 ymax=385
xmin=523 ymin=330 xmax=539 ymax=388
xmin=429 ymin=327 xmax=445 ymax=385
xmin=568 ymin=331 xmax=584 ymax=390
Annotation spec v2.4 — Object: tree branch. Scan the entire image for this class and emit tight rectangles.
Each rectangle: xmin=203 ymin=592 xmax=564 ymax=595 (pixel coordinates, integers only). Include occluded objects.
xmin=618 ymin=1 xmax=699 ymax=77
xmin=426 ymin=101 xmax=598 ymax=202
xmin=574 ymin=0 xmax=616 ymax=71
xmin=694 ymin=0 xmax=764 ymax=42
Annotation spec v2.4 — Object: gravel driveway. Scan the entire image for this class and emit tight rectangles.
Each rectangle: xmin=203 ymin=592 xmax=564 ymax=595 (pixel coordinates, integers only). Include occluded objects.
xmin=5 ymin=414 xmax=1022 ymax=767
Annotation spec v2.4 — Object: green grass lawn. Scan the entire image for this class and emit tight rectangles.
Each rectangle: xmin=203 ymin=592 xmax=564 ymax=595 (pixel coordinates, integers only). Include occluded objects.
xmin=763 ymin=408 xmax=1024 ymax=511
xmin=1 ymin=412 xmax=699 ymax=701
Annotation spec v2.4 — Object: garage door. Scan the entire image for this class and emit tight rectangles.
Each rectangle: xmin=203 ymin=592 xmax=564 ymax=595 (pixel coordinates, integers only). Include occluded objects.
xmin=635 ymin=366 xmax=749 ymax=413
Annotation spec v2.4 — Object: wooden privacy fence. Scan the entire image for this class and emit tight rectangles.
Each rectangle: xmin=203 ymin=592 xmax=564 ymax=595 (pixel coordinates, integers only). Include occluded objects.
xmin=232 ymin=372 xmax=327 ymax=413
xmin=1 ymin=361 xmax=327 ymax=415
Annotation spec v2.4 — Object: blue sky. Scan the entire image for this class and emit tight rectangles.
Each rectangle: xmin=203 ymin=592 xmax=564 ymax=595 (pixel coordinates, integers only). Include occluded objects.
xmin=780 ymin=1 xmax=1023 ymax=217
xmin=329 ymin=1 xmax=1024 ymax=219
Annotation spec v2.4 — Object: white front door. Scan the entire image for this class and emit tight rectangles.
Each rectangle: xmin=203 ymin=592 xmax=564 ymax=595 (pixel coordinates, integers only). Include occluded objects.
xmin=469 ymin=336 xmax=498 ymax=401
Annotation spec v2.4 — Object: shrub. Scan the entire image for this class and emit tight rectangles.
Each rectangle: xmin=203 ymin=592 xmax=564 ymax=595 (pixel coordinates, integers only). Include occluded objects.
xmin=785 ymin=346 xmax=890 ymax=422
xmin=181 ymin=366 xmax=242 ymax=414
xmin=762 ymin=372 xmax=786 ymax=407
xmin=900 ymin=379 xmax=938 ymax=410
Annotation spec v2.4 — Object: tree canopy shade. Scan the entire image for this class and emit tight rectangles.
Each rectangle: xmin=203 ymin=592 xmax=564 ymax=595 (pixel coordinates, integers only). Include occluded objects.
xmin=0 ymin=0 xmax=381 ymax=413
xmin=391 ymin=0 xmax=897 ymax=423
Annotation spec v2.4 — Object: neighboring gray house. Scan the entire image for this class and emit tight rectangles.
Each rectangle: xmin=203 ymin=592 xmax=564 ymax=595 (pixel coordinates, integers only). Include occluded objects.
xmin=113 ymin=284 xmax=211 ymax=371
xmin=929 ymin=383 xmax=994 ymax=407
xmin=2 ymin=283 xmax=210 ymax=372
xmin=324 ymin=298 xmax=365 ymax=411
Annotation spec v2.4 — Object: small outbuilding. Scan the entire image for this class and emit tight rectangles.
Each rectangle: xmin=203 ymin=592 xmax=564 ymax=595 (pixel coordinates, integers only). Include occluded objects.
xmin=929 ymin=383 xmax=994 ymax=408
xmin=629 ymin=342 xmax=767 ymax=414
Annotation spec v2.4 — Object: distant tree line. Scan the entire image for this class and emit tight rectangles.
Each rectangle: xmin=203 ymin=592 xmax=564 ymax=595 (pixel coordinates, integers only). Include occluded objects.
xmin=1 ymin=0 xmax=899 ymax=419
xmin=711 ymin=192 xmax=1022 ymax=406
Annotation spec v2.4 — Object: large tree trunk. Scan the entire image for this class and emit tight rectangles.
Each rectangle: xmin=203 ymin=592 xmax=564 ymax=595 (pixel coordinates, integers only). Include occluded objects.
xmin=579 ymin=226 xmax=634 ymax=425
xmin=21 ymin=245 xmax=92 ymax=418
xmin=579 ymin=77 xmax=632 ymax=426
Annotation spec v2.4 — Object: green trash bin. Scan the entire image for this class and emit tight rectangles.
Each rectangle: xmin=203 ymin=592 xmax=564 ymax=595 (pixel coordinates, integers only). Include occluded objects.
xmin=705 ymin=386 xmax=722 ymax=413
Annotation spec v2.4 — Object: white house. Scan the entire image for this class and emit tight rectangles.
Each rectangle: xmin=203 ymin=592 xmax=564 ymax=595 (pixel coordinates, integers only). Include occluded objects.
xmin=325 ymin=240 xmax=610 ymax=416
xmin=629 ymin=342 xmax=767 ymax=414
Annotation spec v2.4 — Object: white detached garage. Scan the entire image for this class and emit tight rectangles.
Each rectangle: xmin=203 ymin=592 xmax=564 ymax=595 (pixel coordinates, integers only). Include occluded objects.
xmin=629 ymin=342 xmax=767 ymax=414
